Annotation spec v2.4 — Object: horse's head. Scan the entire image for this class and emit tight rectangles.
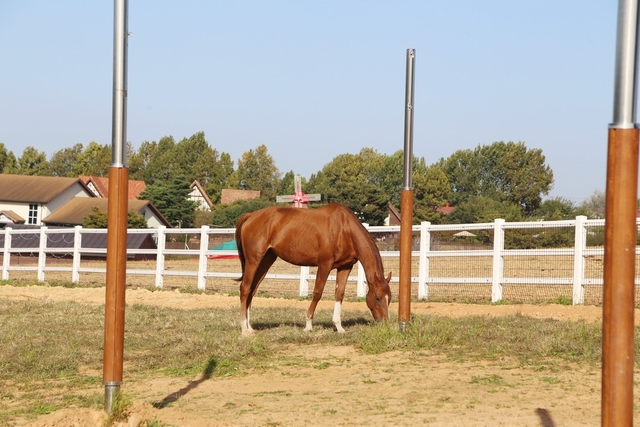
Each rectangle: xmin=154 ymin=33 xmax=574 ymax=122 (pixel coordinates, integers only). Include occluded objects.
xmin=366 ymin=272 xmax=392 ymax=322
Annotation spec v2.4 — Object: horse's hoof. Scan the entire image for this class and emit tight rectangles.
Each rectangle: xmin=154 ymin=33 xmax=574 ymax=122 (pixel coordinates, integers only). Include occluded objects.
xmin=304 ymin=327 xmax=312 ymax=332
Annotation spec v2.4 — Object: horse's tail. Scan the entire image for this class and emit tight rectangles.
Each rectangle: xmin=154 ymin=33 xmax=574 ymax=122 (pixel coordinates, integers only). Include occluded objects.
xmin=234 ymin=213 xmax=251 ymax=282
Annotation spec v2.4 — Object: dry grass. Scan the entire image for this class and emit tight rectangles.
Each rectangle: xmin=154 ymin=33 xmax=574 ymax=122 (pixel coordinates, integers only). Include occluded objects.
xmin=0 ymin=294 xmax=612 ymax=425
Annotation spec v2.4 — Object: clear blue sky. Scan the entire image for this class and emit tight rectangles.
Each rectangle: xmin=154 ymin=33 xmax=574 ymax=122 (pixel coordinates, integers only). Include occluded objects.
xmin=0 ymin=1 xmax=619 ymax=203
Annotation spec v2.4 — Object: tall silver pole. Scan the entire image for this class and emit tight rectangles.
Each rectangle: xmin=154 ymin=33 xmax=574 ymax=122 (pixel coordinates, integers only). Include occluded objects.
xmin=402 ymin=49 xmax=416 ymax=189
xmin=111 ymin=0 xmax=128 ymax=167
xmin=612 ymin=0 xmax=639 ymax=129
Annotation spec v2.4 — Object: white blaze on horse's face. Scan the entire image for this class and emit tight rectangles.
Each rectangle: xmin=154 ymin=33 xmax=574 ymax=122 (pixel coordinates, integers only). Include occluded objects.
xmin=366 ymin=272 xmax=392 ymax=322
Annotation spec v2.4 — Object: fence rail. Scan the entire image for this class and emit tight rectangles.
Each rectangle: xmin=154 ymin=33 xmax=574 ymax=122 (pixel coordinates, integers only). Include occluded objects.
xmin=0 ymin=216 xmax=631 ymax=305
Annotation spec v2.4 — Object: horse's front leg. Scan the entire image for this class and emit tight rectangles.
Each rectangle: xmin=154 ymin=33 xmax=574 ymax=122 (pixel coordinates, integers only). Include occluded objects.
xmin=305 ymin=265 xmax=331 ymax=332
xmin=332 ymin=267 xmax=352 ymax=333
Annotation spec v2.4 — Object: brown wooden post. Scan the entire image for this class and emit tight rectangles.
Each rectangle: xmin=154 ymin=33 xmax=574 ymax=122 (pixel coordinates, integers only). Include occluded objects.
xmin=602 ymin=127 xmax=638 ymax=426
xmin=398 ymin=189 xmax=413 ymax=326
xmin=103 ymin=166 xmax=129 ymax=410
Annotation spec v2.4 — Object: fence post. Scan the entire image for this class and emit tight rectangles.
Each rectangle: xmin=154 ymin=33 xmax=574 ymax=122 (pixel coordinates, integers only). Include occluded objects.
xmin=572 ymin=215 xmax=587 ymax=304
xmin=72 ymin=226 xmax=82 ymax=284
xmin=37 ymin=226 xmax=47 ymax=282
xmin=418 ymin=221 xmax=430 ymax=300
xmin=197 ymin=226 xmax=210 ymax=290
xmin=155 ymin=226 xmax=166 ymax=288
xmin=491 ymin=219 xmax=505 ymax=302
xmin=356 ymin=223 xmax=370 ymax=298
xmin=299 ymin=266 xmax=309 ymax=297
xmin=2 ymin=227 xmax=11 ymax=281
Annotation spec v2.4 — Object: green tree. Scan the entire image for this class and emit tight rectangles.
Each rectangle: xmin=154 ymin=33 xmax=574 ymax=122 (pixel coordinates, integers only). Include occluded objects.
xmin=173 ymin=132 xmax=209 ymax=179
xmin=413 ymin=166 xmax=451 ymax=224
xmin=209 ymin=152 xmax=235 ymax=201
xmin=17 ymin=146 xmax=50 ymax=176
xmin=83 ymin=207 xmax=108 ymax=228
xmin=129 ymin=140 xmax=158 ymax=181
xmin=230 ymin=144 xmax=281 ymax=199
xmin=580 ymin=189 xmax=605 ymax=219
xmin=49 ymin=143 xmax=84 ymax=177
xmin=83 ymin=206 xmax=148 ymax=228
xmin=434 ymin=149 xmax=478 ymax=204
xmin=127 ymin=209 xmax=149 ymax=228
xmin=193 ymin=209 xmax=213 ymax=228
xmin=186 ymin=134 xmax=234 ymax=204
xmin=2 ymin=151 xmax=19 ymax=174
xmin=308 ymin=148 xmax=388 ymax=225
xmin=130 ymin=133 xmax=234 ymax=203
xmin=436 ymin=141 xmax=553 ymax=215
xmin=139 ymin=175 xmax=198 ymax=227
xmin=535 ymin=197 xmax=587 ymax=221
xmin=446 ymin=195 xmax=523 ymax=225
xmin=75 ymin=142 xmax=111 ymax=176
xmin=276 ymin=170 xmax=297 ymax=197
xmin=380 ymin=151 xmax=452 ymax=224
xmin=138 ymin=136 xmax=176 ymax=184
xmin=0 ymin=143 xmax=14 ymax=173
xmin=211 ymin=198 xmax=274 ymax=228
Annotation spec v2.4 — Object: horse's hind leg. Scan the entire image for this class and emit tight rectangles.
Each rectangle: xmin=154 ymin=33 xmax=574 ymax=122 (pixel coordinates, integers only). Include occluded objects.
xmin=332 ymin=267 xmax=352 ymax=333
xmin=240 ymin=250 xmax=277 ymax=336
xmin=239 ymin=264 xmax=258 ymax=335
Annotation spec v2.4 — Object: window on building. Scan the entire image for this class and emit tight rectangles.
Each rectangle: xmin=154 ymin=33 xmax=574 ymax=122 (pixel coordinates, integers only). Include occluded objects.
xmin=28 ymin=204 xmax=38 ymax=224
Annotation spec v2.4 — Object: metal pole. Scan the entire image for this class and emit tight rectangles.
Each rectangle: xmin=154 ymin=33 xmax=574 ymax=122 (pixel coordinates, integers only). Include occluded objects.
xmin=402 ymin=49 xmax=416 ymax=189
xmin=104 ymin=0 xmax=129 ymax=414
xmin=398 ymin=49 xmax=415 ymax=331
xmin=110 ymin=0 xmax=128 ymax=168
xmin=602 ymin=1 xmax=638 ymax=425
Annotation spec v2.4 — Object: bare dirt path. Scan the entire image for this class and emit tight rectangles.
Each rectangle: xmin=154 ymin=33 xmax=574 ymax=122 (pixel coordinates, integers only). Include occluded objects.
xmin=2 ymin=285 xmax=634 ymax=427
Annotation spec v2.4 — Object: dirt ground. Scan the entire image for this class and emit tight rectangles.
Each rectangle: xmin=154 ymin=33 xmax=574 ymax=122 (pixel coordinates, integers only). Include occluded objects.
xmin=1 ymin=285 xmax=637 ymax=427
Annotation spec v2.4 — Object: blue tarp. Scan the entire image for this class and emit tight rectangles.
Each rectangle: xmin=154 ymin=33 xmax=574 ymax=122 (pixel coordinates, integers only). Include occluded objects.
xmin=211 ymin=240 xmax=237 ymax=251
xmin=208 ymin=239 xmax=238 ymax=259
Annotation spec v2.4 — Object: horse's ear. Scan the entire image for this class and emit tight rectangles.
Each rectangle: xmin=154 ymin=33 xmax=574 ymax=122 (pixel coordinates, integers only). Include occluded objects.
xmin=385 ymin=272 xmax=392 ymax=284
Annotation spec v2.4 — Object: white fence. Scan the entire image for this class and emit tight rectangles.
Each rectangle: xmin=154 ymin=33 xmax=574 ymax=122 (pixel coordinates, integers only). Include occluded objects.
xmin=0 ymin=216 xmax=623 ymax=305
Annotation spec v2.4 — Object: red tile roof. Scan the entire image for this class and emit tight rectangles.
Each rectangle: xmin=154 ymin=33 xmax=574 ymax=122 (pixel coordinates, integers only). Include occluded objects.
xmin=221 ymin=189 xmax=260 ymax=204
xmin=79 ymin=176 xmax=147 ymax=199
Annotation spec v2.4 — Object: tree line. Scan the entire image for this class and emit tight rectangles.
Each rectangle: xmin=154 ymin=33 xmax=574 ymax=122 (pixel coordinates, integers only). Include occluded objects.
xmin=0 ymin=132 xmax=605 ymax=228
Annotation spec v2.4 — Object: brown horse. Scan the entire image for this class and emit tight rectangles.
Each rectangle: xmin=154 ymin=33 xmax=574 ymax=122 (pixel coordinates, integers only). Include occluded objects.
xmin=234 ymin=203 xmax=392 ymax=335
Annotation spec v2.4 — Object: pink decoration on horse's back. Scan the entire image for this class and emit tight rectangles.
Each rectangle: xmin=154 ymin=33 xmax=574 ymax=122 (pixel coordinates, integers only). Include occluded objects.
xmin=235 ymin=203 xmax=392 ymax=335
